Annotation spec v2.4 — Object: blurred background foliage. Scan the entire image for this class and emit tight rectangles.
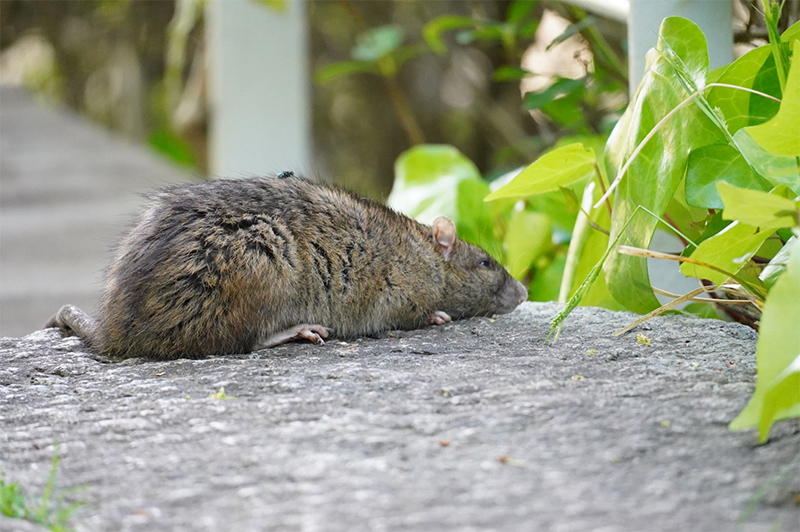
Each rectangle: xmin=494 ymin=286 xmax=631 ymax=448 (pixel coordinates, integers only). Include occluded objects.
xmin=0 ymin=0 xmax=202 ymax=167
xmin=0 ymin=0 xmax=631 ymax=196
xmin=1 ymin=0 xmax=792 ymax=195
xmin=1 ymin=0 xmax=794 ymax=298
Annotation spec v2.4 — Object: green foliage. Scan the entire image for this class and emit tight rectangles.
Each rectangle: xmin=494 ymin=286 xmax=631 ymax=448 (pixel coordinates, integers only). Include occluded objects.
xmin=361 ymin=2 xmax=624 ymax=304
xmin=0 ymin=447 xmax=84 ymax=532
xmin=328 ymin=2 xmax=799 ymax=442
xmin=685 ymin=145 xmax=765 ymax=209
xmin=515 ymin=15 xmax=800 ymax=442
xmin=601 ymin=17 xmax=724 ymax=313
xmin=483 ymin=143 xmax=596 ymax=200
xmin=742 ymin=41 xmax=800 ymax=157
xmin=729 ymin=234 xmax=800 ymax=442
xmin=722 ymin=6 xmax=800 ymax=444
xmin=390 ymin=9 xmax=800 ymax=442
xmin=423 ymin=0 xmax=539 ymax=58
xmin=389 ymin=144 xmax=573 ymax=282
xmin=388 ymin=145 xmax=499 ymax=256
xmin=148 ymin=128 xmax=197 ymax=168
xmin=316 ymin=0 xmax=625 ymax=149
xmin=504 ymin=210 xmax=551 ymax=280
xmin=315 ymin=23 xmax=426 ymax=83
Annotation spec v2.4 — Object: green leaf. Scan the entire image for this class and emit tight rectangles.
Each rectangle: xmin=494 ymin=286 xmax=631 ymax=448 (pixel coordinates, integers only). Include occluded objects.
xmin=493 ymin=66 xmax=534 ymax=82
xmin=512 ymin=19 xmax=539 ymax=40
xmin=541 ymin=89 xmax=587 ymax=128
xmin=760 ymin=236 xmax=796 ymax=288
xmin=527 ymin=191 xmax=578 ymax=235
xmin=148 ymin=128 xmax=197 ymax=168
xmin=352 ymin=25 xmax=403 ymax=62
xmin=456 ymin=26 xmax=504 ymax=46
xmin=782 ymin=20 xmax=800 ymax=42
xmin=664 ymin=184 xmax=710 ymax=243
xmin=562 ymin=182 xmax=623 ymax=310
xmin=559 ymin=186 xmax=581 ymax=214
xmin=681 ymin=302 xmax=721 ymax=319
xmin=604 ymin=17 xmax=725 ymax=313
xmin=706 ymin=47 xmax=778 ymax=134
xmin=456 ymin=179 xmax=497 ymax=257
xmin=423 ymin=16 xmax=476 ymax=56
xmin=679 ymin=220 xmax=771 ymax=286
xmin=523 ymin=77 xmax=586 ymax=111
xmin=504 ymin=210 xmax=552 ymax=280
xmin=529 ymin=254 xmax=566 ymax=302
xmin=693 ymin=210 xmax=730 ymax=246
xmin=484 ymin=143 xmax=596 ymax=201
xmin=684 ymin=145 xmax=764 ymax=209
xmin=389 ymin=144 xmax=483 ymax=225
xmin=315 ymin=60 xmax=379 ymax=84
xmin=747 ymin=51 xmax=783 ymax=127
xmin=758 ymin=358 xmax=800 ymax=442
xmin=550 ymin=205 xmax=652 ymax=340
xmin=392 ymin=44 xmax=428 ymax=71
xmin=732 ymin=127 xmax=800 ymax=193
xmin=730 ymin=235 xmax=800 ymax=442
xmin=742 ymin=40 xmax=800 ymax=156
xmin=506 ymin=0 xmax=538 ymax=24
xmin=546 ymin=17 xmax=596 ymax=51
xmin=389 ymin=145 xmax=503 ymax=256
xmin=717 ymin=182 xmax=799 ymax=229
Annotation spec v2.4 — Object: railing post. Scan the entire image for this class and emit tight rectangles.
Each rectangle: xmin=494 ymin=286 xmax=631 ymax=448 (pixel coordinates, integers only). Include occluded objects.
xmin=206 ymin=0 xmax=310 ymax=177
xmin=628 ymin=0 xmax=733 ymax=96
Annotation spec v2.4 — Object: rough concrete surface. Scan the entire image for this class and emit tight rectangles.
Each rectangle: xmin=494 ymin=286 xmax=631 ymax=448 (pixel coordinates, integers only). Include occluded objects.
xmin=1 ymin=303 xmax=798 ymax=532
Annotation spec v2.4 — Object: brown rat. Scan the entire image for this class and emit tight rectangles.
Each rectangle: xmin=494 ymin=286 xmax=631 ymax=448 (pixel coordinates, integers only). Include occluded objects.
xmin=46 ymin=175 xmax=527 ymax=359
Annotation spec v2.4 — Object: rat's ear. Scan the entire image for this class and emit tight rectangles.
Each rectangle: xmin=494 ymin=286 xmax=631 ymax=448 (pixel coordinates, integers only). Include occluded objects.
xmin=432 ymin=216 xmax=457 ymax=261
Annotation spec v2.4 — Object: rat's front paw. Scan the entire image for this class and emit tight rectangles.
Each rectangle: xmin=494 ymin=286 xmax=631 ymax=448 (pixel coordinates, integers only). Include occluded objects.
xmin=260 ymin=324 xmax=331 ymax=348
xmin=428 ymin=311 xmax=452 ymax=326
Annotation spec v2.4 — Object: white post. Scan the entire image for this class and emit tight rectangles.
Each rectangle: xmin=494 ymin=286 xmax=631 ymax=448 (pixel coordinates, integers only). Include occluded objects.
xmin=628 ymin=0 xmax=734 ymax=306
xmin=206 ymin=0 xmax=310 ymax=177
xmin=628 ymin=0 xmax=733 ymax=96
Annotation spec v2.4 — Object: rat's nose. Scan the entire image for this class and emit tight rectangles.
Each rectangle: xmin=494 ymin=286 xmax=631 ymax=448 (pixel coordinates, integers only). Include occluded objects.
xmin=515 ymin=280 xmax=527 ymax=304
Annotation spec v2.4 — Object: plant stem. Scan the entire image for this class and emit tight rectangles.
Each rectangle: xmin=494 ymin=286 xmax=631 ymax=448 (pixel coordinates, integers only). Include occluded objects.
xmin=612 ymin=285 xmax=709 ymax=336
xmin=340 ymin=0 xmax=425 ymax=145
xmin=593 ymin=162 xmax=613 ymax=215
xmin=383 ymin=73 xmax=426 ymax=145
xmin=662 ymin=213 xmax=688 ymax=247
xmin=761 ymin=0 xmax=788 ymax=90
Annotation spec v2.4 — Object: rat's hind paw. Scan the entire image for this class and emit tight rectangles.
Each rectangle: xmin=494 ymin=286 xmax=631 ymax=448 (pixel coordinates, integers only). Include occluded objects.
xmin=429 ymin=311 xmax=452 ymax=326
xmin=259 ymin=324 xmax=331 ymax=348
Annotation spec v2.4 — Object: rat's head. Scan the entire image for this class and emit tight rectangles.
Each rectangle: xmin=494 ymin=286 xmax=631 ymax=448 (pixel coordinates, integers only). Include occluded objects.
xmin=431 ymin=217 xmax=527 ymax=319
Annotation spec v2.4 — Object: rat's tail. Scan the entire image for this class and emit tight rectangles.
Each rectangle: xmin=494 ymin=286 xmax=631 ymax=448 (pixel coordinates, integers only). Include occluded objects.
xmin=45 ymin=304 xmax=98 ymax=345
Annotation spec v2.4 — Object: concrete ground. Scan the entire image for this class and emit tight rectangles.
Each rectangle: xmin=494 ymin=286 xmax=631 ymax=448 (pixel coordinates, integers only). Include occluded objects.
xmin=0 ymin=304 xmax=799 ymax=532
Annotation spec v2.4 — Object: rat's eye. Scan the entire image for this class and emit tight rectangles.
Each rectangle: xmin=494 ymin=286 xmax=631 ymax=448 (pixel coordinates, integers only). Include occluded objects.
xmin=478 ymin=259 xmax=491 ymax=268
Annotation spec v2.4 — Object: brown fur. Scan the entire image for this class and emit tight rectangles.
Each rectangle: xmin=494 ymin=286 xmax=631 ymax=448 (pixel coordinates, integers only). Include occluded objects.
xmin=47 ymin=176 xmax=527 ymax=359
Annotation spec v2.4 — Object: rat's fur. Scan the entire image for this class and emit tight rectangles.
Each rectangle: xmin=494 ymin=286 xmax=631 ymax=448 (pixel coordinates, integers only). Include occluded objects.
xmin=47 ymin=176 xmax=527 ymax=359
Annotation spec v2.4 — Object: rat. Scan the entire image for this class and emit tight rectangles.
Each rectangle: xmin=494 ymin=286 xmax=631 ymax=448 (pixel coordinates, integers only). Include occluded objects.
xmin=45 ymin=175 xmax=528 ymax=359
